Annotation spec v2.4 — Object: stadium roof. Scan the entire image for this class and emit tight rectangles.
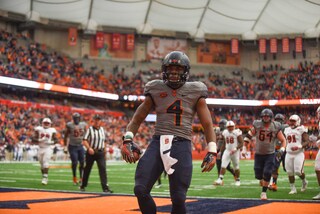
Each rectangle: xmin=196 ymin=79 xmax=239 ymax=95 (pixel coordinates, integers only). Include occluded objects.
xmin=0 ymin=0 xmax=320 ymax=40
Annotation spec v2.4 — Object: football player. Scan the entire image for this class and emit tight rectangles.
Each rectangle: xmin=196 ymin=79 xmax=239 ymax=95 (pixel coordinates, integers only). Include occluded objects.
xmin=283 ymin=114 xmax=309 ymax=194
xmin=215 ymin=120 xmax=244 ymax=186
xmin=64 ymin=112 xmax=88 ymax=185
xmin=244 ymin=108 xmax=286 ymax=200
xmin=314 ymin=106 xmax=320 ymax=200
xmin=32 ymin=118 xmax=59 ymax=185
xmin=268 ymin=113 xmax=289 ymax=191
xmin=121 ymin=51 xmax=217 ymax=214
xmin=213 ymin=119 xmax=236 ymax=185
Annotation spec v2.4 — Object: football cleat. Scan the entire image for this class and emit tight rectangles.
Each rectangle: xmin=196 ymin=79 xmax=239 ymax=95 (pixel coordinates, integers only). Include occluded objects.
xmin=268 ymin=183 xmax=278 ymax=191
xmin=214 ymin=178 xmax=224 ymax=186
xmin=313 ymin=193 xmax=320 ymax=200
xmin=103 ymin=187 xmax=113 ymax=194
xmin=301 ymin=180 xmax=308 ymax=192
xmin=79 ymin=186 xmax=85 ymax=192
xmin=41 ymin=177 xmax=48 ymax=185
xmin=235 ymin=180 xmax=241 ymax=186
xmin=73 ymin=177 xmax=78 ymax=185
xmin=289 ymin=188 xmax=297 ymax=194
xmin=260 ymin=192 xmax=267 ymax=200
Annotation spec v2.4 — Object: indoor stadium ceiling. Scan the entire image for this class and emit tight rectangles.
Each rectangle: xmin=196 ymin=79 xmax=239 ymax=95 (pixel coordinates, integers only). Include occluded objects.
xmin=0 ymin=0 xmax=320 ymax=39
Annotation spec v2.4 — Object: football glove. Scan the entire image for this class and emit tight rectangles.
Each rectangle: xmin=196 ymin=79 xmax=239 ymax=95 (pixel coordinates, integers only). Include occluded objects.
xmin=276 ymin=147 xmax=285 ymax=162
xmin=63 ymin=146 xmax=68 ymax=154
xmin=201 ymin=152 xmax=217 ymax=172
xmin=121 ymin=131 xmax=141 ymax=163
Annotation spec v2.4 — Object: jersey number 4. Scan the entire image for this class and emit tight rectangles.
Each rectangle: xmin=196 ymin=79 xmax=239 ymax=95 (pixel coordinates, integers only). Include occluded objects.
xmin=167 ymin=100 xmax=183 ymax=126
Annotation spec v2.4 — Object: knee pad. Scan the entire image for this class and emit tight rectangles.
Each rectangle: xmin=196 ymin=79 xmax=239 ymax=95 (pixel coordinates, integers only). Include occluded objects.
xmin=134 ymin=185 xmax=147 ymax=198
xmin=295 ymin=171 xmax=302 ymax=177
xmin=171 ymin=191 xmax=186 ymax=206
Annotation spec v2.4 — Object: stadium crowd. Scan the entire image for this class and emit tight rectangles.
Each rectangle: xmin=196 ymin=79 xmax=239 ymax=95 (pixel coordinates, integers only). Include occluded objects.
xmin=0 ymin=30 xmax=319 ymax=162
xmin=1 ymin=30 xmax=320 ymax=100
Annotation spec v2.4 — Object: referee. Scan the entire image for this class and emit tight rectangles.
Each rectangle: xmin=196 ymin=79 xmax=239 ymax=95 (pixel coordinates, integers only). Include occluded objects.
xmin=80 ymin=114 xmax=113 ymax=193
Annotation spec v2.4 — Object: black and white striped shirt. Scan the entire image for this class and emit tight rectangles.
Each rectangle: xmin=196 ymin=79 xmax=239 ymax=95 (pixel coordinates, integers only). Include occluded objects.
xmin=83 ymin=126 xmax=106 ymax=150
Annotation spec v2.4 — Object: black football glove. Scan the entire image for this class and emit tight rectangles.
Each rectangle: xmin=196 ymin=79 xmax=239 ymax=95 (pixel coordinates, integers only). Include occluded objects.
xmin=276 ymin=148 xmax=285 ymax=162
xmin=121 ymin=132 xmax=141 ymax=163
xmin=201 ymin=152 xmax=217 ymax=172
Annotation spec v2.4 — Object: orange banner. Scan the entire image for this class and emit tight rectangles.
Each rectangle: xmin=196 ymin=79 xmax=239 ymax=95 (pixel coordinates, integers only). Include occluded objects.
xmin=126 ymin=34 xmax=135 ymax=51
xmin=112 ymin=33 xmax=121 ymax=50
xmin=96 ymin=32 xmax=104 ymax=49
xmin=259 ymin=39 xmax=266 ymax=54
xmin=295 ymin=37 xmax=303 ymax=52
xmin=270 ymin=38 xmax=277 ymax=53
xmin=282 ymin=37 xmax=289 ymax=53
xmin=231 ymin=38 xmax=239 ymax=54
xmin=68 ymin=28 xmax=77 ymax=46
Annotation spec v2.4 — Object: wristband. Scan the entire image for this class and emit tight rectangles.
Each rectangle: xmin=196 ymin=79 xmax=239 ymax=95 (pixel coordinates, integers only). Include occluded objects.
xmin=123 ymin=131 xmax=134 ymax=141
xmin=208 ymin=142 xmax=217 ymax=153
xmin=280 ymin=147 xmax=285 ymax=152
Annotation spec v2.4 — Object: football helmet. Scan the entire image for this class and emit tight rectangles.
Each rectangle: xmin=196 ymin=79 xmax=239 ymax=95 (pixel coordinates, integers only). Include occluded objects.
xmin=42 ymin=118 xmax=52 ymax=129
xmin=73 ymin=112 xmax=81 ymax=125
xmin=289 ymin=114 xmax=301 ymax=128
xmin=261 ymin=108 xmax=274 ymax=123
xmin=274 ymin=113 xmax=285 ymax=124
xmin=226 ymin=120 xmax=235 ymax=132
xmin=218 ymin=119 xmax=227 ymax=131
xmin=162 ymin=51 xmax=190 ymax=89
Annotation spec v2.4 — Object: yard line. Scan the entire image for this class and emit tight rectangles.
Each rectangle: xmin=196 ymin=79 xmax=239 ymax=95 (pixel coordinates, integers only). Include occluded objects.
xmin=0 ymin=179 xmax=16 ymax=183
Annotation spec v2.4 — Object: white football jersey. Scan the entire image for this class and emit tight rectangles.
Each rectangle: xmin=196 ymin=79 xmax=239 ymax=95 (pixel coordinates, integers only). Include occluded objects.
xmin=222 ymin=128 xmax=242 ymax=151
xmin=284 ymin=125 xmax=307 ymax=154
xmin=34 ymin=126 xmax=57 ymax=148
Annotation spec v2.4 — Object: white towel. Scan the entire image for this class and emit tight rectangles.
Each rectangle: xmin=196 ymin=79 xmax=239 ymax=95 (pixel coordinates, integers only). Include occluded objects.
xmin=160 ymin=135 xmax=178 ymax=175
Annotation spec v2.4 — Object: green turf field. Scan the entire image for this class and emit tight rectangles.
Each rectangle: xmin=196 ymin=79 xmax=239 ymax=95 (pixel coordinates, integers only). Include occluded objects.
xmin=0 ymin=160 xmax=318 ymax=200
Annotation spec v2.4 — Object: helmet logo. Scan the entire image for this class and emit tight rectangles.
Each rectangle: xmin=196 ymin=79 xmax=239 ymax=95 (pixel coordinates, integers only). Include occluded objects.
xmin=169 ymin=59 xmax=180 ymax=64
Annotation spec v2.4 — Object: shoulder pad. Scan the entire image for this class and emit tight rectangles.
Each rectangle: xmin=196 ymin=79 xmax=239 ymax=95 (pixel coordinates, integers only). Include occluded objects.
xmin=144 ymin=80 xmax=163 ymax=95
xmin=80 ymin=121 xmax=87 ymax=126
xmin=253 ymin=120 xmax=262 ymax=128
xmin=50 ymin=128 xmax=57 ymax=133
xmin=222 ymin=129 xmax=228 ymax=136
xmin=235 ymin=129 xmax=242 ymax=136
xmin=35 ymin=126 xmax=42 ymax=131
xmin=273 ymin=121 xmax=282 ymax=130
xmin=298 ymin=125 xmax=308 ymax=133
xmin=184 ymin=81 xmax=208 ymax=98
